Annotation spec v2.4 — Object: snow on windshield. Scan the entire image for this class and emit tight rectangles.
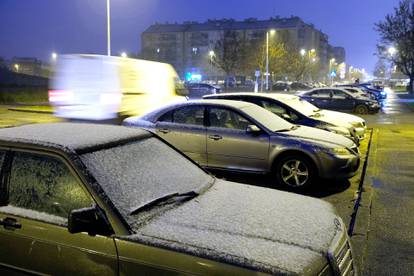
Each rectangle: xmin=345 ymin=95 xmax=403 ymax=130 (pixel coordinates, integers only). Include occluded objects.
xmin=240 ymin=104 xmax=292 ymax=132
xmin=282 ymin=98 xmax=318 ymax=116
xmin=80 ymin=137 xmax=212 ymax=222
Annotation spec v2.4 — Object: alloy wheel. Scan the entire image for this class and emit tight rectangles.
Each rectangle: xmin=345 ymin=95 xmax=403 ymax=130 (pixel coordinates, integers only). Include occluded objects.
xmin=280 ymin=159 xmax=309 ymax=187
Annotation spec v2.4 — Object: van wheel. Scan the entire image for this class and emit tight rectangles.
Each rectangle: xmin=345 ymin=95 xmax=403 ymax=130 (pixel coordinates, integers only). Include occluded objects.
xmin=355 ymin=104 xmax=368 ymax=114
xmin=275 ymin=154 xmax=314 ymax=190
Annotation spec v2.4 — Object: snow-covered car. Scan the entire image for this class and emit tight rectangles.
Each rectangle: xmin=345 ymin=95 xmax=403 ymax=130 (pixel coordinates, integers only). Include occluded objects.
xmin=0 ymin=123 xmax=356 ymax=275
xmin=203 ymin=92 xmax=366 ymax=142
xmin=124 ymin=100 xmax=360 ymax=189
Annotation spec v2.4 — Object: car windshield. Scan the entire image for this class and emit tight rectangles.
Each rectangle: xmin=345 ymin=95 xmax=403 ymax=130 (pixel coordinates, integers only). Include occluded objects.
xmin=280 ymin=97 xmax=320 ymax=117
xmin=80 ymin=137 xmax=213 ymax=223
xmin=240 ymin=104 xmax=293 ymax=132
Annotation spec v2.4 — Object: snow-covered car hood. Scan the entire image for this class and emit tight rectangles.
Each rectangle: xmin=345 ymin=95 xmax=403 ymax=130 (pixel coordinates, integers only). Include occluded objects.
xmin=281 ymin=125 xmax=356 ymax=148
xmin=123 ymin=180 xmax=342 ymax=275
xmin=312 ymin=110 xmax=365 ymax=128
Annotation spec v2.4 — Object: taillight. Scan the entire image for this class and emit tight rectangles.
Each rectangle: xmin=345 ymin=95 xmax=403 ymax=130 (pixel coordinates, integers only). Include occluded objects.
xmin=48 ymin=90 xmax=73 ymax=103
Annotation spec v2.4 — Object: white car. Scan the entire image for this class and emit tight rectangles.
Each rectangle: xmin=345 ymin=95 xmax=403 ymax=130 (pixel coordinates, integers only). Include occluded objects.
xmin=204 ymin=93 xmax=367 ymax=142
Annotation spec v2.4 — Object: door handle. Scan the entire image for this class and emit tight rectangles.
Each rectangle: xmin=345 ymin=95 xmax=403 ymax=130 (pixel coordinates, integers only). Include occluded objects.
xmin=157 ymin=128 xmax=170 ymax=134
xmin=208 ymin=134 xmax=222 ymax=140
xmin=0 ymin=217 xmax=22 ymax=230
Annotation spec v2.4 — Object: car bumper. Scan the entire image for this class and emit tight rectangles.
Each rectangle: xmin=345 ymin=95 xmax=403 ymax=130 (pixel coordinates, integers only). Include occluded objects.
xmin=318 ymin=152 xmax=360 ymax=179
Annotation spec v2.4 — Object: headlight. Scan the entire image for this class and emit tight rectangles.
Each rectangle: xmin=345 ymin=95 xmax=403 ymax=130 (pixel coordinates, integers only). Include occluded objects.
xmin=321 ymin=147 xmax=351 ymax=156
xmin=325 ymin=126 xmax=351 ymax=136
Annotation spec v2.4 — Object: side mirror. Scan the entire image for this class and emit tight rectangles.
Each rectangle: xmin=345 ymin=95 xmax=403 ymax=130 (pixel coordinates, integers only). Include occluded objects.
xmin=281 ymin=113 xmax=291 ymax=120
xmin=68 ymin=207 xmax=113 ymax=236
xmin=246 ymin=125 xmax=261 ymax=134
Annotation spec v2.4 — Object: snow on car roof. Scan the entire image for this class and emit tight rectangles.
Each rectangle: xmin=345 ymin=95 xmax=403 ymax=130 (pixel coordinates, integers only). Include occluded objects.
xmin=0 ymin=123 xmax=151 ymax=152
xmin=205 ymin=92 xmax=300 ymax=101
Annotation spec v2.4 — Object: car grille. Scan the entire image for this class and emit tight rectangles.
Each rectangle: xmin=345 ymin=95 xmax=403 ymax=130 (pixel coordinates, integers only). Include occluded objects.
xmin=328 ymin=227 xmax=357 ymax=276
xmin=349 ymin=145 xmax=360 ymax=155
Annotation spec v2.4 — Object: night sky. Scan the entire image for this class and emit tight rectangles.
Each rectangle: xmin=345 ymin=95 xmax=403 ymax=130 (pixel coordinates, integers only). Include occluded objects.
xmin=0 ymin=0 xmax=401 ymax=73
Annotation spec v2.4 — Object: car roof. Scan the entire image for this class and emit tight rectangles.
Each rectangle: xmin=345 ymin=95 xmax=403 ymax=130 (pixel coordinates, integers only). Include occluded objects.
xmin=0 ymin=123 xmax=151 ymax=153
xmin=204 ymin=92 xmax=300 ymax=102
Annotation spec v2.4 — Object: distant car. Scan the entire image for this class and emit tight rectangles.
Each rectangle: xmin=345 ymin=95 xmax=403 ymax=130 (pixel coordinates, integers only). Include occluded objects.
xmin=298 ymin=87 xmax=381 ymax=114
xmin=290 ymin=82 xmax=312 ymax=91
xmin=358 ymin=83 xmax=387 ymax=99
xmin=185 ymin=82 xmax=221 ymax=99
xmin=204 ymin=92 xmax=366 ymax=142
xmin=0 ymin=123 xmax=357 ymax=275
xmin=124 ymin=100 xmax=360 ymax=190
xmin=272 ymin=82 xmax=290 ymax=92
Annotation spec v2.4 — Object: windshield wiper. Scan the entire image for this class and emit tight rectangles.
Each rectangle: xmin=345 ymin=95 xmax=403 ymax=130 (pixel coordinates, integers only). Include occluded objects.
xmin=129 ymin=191 xmax=199 ymax=216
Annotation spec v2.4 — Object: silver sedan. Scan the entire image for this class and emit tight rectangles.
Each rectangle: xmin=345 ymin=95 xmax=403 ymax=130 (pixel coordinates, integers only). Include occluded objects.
xmin=123 ymin=100 xmax=360 ymax=189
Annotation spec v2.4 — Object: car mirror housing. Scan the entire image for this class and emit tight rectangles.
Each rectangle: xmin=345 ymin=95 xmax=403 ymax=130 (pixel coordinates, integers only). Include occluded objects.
xmin=68 ymin=207 xmax=113 ymax=236
xmin=246 ymin=125 xmax=261 ymax=134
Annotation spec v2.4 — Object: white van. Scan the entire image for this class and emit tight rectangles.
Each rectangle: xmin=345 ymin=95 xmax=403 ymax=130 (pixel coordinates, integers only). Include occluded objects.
xmin=49 ymin=54 xmax=187 ymax=121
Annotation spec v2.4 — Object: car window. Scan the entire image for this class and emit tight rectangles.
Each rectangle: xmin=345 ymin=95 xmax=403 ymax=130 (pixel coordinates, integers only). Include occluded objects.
xmin=172 ymin=106 xmax=204 ymax=126
xmin=158 ymin=110 xmax=173 ymax=122
xmin=0 ymin=151 xmax=5 ymax=172
xmin=261 ymin=100 xmax=300 ymax=122
xmin=311 ymin=90 xmax=331 ymax=98
xmin=332 ymin=90 xmax=348 ymax=99
xmin=209 ymin=108 xmax=250 ymax=130
xmin=8 ymin=152 xmax=92 ymax=219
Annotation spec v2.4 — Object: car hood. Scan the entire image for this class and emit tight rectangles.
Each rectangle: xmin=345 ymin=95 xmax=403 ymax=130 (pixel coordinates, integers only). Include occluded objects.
xmin=123 ymin=180 xmax=342 ymax=275
xmin=312 ymin=110 xmax=365 ymax=128
xmin=280 ymin=125 xmax=355 ymax=148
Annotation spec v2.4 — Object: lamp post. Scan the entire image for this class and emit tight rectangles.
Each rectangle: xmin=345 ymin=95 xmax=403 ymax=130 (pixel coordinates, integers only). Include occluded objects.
xmin=51 ymin=52 xmax=58 ymax=60
xmin=121 ymin=52 xmax=127 ymax=58
xmin=209 ymin=50 xmax=215 ymax=81
xmin=106 ymin=0 xmax=111 ymax=56
xmin=266 ymin=29 xmax=276 ymax=90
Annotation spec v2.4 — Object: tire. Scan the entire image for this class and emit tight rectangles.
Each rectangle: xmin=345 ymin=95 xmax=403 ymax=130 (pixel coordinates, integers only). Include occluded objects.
xmin=354 ymin=104 xmax=369 ymax=114
xmin=275 ymin=154 xmax=315 ymax=190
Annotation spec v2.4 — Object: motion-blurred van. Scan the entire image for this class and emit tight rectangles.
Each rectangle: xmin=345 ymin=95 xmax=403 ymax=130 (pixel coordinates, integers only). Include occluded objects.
xmin=49 ymin=54 xmax=187 ymax=121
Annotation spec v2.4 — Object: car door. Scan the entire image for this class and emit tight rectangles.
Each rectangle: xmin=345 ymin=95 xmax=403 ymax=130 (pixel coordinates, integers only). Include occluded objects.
xmin=0 ymin=150 xmax=118 ymax=275
xmin=306 ymin=89 xmax=332 ymax=109
xmin=331 ymin=89 xmax=356 ymax=111
xmin=154 ymin=105 xmax=207 ymax=166
xmin=206 ymin=107 xmax=270 ymax=172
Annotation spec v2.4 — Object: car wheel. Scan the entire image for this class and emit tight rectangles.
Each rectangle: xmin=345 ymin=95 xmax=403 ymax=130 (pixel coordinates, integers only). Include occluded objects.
xmin=354 ymin=104 xmax=369 ymax=114
xmin=275 ymin=154 xmax=315 ymax=190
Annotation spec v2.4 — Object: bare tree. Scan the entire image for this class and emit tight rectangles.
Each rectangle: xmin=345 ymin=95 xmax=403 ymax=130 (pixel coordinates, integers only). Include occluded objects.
xmin=376 ymin=0 xmax=414 ymax=94
xmin=212 ymin=30 xmax=245 ymax=83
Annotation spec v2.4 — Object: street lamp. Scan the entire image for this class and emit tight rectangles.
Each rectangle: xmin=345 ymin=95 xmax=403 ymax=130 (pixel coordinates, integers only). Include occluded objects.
xmin=300 ymin=49 xmax=306 ymax=57
xmin=266 ymin=29 xmax=276 ymax=90
xmin=51 ymin=52 xmax=58 ymax=60
xmin=388 ymin=46 xmax=397 ymax=56
xmin=106 ymin=0 xmax=111 ymax=56
xmin=14 ymin=64 xmax=19 ymax=72
xmin=209 ymin=50 xmax=215 ymax=80
xmin=121 ymin=52 xmax=127 ymax=58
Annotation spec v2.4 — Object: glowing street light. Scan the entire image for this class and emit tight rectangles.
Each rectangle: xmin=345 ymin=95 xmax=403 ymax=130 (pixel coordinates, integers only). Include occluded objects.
xmin=51 ymin=52 xmax=58 ymax=60
xmin=300 ymin=49 xmax=306 ymax=57
xmin=266 ymin=29 xmax=276 ymax=90
xmin=388 ymin=46 xmax=397 ymax=56
xmin=14 ymin=64 xmax=19 ymax=72
xmin=121 ymin=52 xmax=127 ymax=58
xmin=209 ymin=50 xmax=215 ymax=58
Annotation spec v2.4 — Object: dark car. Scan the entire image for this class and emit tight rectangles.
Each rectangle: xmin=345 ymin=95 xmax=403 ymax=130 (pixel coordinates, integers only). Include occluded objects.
xmin=298 ymin=88 xmax=380 ymax=114
xmin=0 ymin=123 xmax=356 ymax=275
xmin=272 ymin=82 xmax=290 ymax=92
xmin=185 ymin=83 xmax=221 ymax=99
xmin=290 ymin=82 xmax=312 ymax=91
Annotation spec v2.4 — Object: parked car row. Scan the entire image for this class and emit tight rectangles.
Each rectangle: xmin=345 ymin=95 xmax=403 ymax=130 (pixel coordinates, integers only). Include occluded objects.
xmin=298 ymin=87 xmax=381 ymax=114
xmin=124 ymin=99 xmax=361 ymax=190
xmin=0 ymin=123 xmax=357 ymax=275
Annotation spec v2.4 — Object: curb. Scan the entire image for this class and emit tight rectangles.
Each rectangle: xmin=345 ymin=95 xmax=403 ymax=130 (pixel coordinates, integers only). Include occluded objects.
xmin=350 ymin=128 xmax=378 ymax=273
xmin=7 ymin=108 xmax=53 ymax=114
